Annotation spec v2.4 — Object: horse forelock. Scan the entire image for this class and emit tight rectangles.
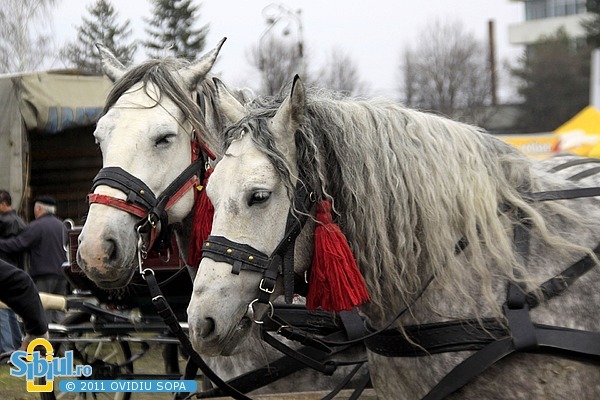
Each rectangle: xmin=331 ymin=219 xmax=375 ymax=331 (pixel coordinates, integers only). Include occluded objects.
xmin=101 ymin=58 xmax=214 ymax=149
xmin=231 ymin=87 xmax=598 ymax=328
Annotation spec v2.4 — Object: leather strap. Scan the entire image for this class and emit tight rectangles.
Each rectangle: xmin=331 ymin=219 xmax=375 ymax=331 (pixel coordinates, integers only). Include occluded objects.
xmin=195 ymin=330 xmax=358 ymax=398
xmin=422 ymin=324 xmax=600 ymax=400
xmin=568 ymin=166 xmax=600 ymax=181
xmin=143 ymin=270 xmax=251 ymax=400
xmin=549 ymin=157 xmax=600 ymax=172
xmin=527 ymin=187 xmax=600 ymax=202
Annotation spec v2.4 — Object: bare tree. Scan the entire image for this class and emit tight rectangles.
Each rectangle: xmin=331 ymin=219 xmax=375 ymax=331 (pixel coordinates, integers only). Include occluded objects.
xmin=400 ymin=19 xmax=492 ymax=124
xmin=316 ymin=47 xmax=369 ymax=96
xmin=249 ymin=35 xmax=306 ymax=96
xmin=0 ymin=0 xmax=58 ymax=73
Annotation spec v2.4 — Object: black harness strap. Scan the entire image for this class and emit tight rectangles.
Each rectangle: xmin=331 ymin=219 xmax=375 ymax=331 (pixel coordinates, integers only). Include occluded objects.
xmin=142 ymin=270 xmax=251 ymax=400
xmin=91 ymin=154 xmax=207 ymax=251
xmin=260 ymin=328 xmax=338 ymax=375
xmin=527 ymin=186 xmax=600 ymax=202
xmin=366 ymin=182 xmax=600 ymax=400
xmin=567 ymin=165 xmax=600 ymax=181
xmin=190 ymin=306 xmax=367 ymax=397
xmin=365 ymin=319 xmax=506 ymax=357
xmin=365 ymin=240 xmax=600 ymax=357
xmin=92 ymin=166 xmax=157 ymax=210
xmin=549 ymin=157 xmax=600 ymax=172
xmin=423 ymin=324 xmax=600 ymax=400
xmin=196 ymin=330 xmax=355 ymax=398
xmin=505 ymin=214 xmax=538 ymax=352
xmin=527 ymin=242 xmax=600 ymax=308
xmin=321 ymin=361 xmax=368 ymax=400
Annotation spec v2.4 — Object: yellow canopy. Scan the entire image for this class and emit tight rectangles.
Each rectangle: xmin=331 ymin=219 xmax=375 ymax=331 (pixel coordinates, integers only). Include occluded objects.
xmin=555 ymin=105 xmax=600 ymax=134
xmin=554 ymin=106 xmax=600 ymax=157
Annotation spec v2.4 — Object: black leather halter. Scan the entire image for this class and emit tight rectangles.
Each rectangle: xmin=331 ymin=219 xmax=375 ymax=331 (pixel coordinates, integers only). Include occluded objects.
xmin=202 ymin=180 xmax=316 ymax=306
xmin=88 ymin=133 xmax=212 ymax=254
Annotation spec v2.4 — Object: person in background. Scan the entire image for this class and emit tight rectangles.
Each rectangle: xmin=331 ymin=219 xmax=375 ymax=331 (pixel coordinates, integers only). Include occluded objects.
xmin=0 ymin=258 xmax=48 ymax=359
xmin=0 ymin=190 xmax=26 ymax=353
xmin=0 ymin=195 xmax=68 ymax=323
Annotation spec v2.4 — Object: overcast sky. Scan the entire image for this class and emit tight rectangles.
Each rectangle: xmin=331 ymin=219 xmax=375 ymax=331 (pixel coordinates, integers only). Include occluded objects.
xmin=50 ymin=0 xmax=525 ymax=100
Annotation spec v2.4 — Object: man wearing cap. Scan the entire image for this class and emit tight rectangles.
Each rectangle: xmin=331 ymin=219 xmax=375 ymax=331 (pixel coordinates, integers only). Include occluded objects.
xmin=0 ymin=195 xmax=68 ymax=322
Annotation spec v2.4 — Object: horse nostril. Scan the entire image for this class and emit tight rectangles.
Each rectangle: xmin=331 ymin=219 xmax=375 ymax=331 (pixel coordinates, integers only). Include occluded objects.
xmin=103 ymin=237 xmax=118 ymax=262
xmin=200 ymin=318 xmax=216 ymax=338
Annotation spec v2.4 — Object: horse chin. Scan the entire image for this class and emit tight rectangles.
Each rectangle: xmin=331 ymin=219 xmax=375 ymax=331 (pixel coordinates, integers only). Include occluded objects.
xmin=93 ymin=268 xmax=136 ymax=289
xmin=76 ymin=251 xmax=137 ymax=289
xmin=191 ymin=316 xmax=254 ymax=357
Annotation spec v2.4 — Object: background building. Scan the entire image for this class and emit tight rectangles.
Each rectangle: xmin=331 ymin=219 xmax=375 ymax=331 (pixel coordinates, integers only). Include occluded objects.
xmin=509 ymin=0 xmax=589 ymax=45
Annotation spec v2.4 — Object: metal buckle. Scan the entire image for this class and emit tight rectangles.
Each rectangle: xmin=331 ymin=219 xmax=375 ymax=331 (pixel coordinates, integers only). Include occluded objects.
xmin=136 ymin=226 xmax=148 ymax=275
xmin=151 ymin=294 xmax=164 ymax=302
xmin=141 ymin=268 xmax=155 ymax=281
xmin=259 ymin=278 xmax=275 ymax=294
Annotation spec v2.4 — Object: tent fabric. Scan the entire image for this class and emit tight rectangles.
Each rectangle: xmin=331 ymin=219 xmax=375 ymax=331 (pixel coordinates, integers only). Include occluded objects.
xmin=0 ymin=78 xmax=27 ymax=211
xmin=18 ymin=72 xmax=112 ymax=133
xmin=0 ymin=71 xmax=111 ymax=210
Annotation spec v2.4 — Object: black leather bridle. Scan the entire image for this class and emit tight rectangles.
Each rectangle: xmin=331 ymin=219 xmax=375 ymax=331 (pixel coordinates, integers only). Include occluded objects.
xmin=201 ymin=180 xmax=316 ymax=313
xmin=88 ymin=130 xmax=214 ymax=264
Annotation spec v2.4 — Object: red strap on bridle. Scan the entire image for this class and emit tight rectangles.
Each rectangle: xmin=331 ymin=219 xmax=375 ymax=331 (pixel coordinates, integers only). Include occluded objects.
xmin=164 ymin=175 xmax=200 ymax=210
xmin=193 ymin=129 xmax=216 ymax=161
xmin=87 ymin=193 xmax=148 ymax=218
xmin=88 ymin=174 xmax=199 ymax=218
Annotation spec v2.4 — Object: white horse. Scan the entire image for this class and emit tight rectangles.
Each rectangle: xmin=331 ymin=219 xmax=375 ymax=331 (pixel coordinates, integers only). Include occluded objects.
xmin=188 ymin=76 xmax=600 ymax=399
xmin=76 ymin=43 xmax=366 ymax=395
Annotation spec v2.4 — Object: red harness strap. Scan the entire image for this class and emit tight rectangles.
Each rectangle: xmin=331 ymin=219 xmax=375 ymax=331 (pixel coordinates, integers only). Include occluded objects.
xmin=88 ymin=175 xmax=199 ymax=219
xmin=87 ymin=193 xmax=148 ymax=218
xmin=164 ymin=175 xmax=200 ymax=210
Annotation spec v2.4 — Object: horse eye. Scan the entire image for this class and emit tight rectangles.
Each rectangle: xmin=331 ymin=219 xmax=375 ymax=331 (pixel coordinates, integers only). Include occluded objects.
xmin=248 ymin=191 xmax=271 ymax=206
xmin=154 ymin=134 xmax=174 ymax=147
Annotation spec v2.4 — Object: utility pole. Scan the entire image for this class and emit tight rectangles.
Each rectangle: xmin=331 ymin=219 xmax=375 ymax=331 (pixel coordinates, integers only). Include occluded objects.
xmin=488 ymin=19 xmax=497 ymax=106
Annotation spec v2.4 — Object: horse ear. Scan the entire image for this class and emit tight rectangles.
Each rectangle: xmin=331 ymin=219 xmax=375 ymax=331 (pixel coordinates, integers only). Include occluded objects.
xmin=214 ymin=77 xmax=246 ymax=123
xmin=271 ymin=75 xmax=305 ymax=146
xmin=96 ymin=43 xmax=127 ymax=82
xmin=179 ymin=38 xmax=227 ymax=90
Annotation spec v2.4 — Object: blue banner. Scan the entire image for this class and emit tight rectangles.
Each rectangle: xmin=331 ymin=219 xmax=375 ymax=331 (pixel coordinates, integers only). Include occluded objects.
xmin=58 ymin=380 xmax=197 ymax=393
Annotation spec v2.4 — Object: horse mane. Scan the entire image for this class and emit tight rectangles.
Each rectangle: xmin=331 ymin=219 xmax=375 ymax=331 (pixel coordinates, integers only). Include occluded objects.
xmin=225 ymin=86 xmax=595 ymax=326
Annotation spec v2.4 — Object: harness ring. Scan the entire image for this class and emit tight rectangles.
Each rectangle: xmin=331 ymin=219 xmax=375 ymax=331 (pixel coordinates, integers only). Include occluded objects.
xmin=248 ymin=299 xmax=274 ymax=325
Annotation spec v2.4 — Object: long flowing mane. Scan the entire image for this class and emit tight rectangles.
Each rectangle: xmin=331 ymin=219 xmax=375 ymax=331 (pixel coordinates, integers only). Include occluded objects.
xmin=223 ymin=87 xmax=596 ymax=326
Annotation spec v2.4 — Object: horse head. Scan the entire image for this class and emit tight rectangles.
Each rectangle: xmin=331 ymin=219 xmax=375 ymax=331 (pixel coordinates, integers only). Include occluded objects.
xmin=187 ymin=77 xmax=317 ymax=355
xmin=77 ymin=39 xmax=225 ymax=288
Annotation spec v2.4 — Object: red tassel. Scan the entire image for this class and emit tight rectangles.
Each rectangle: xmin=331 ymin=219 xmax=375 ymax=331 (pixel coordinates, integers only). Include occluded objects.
xmin=306 ymin=200 xmax=370 ymax=312
xmin=187 ymin=168 xmax=214 ymax=268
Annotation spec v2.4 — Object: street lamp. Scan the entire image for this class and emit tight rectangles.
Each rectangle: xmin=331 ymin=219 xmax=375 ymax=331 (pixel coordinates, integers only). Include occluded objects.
xmin=258 ymin=3 xmax=304 ymax=76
